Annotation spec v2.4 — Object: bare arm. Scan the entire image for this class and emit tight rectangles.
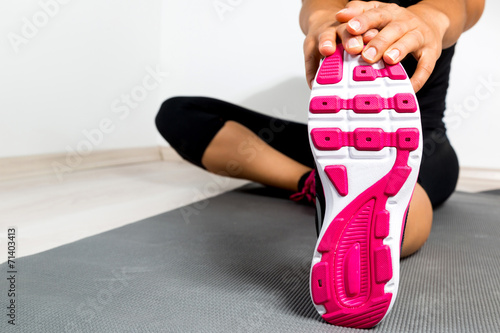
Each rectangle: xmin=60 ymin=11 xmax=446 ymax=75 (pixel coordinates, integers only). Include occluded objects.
xmin=410 ymin=0 xmax=485 ymax=48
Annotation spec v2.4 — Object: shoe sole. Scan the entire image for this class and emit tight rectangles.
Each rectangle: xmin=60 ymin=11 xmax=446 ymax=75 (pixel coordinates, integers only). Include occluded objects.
xmin=308 ymin=45 xmax=422 ymax=328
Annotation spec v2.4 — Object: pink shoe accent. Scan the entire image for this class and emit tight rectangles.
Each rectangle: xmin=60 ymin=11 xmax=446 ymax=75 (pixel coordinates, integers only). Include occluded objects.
xmin=324 ymin=166 xmax=348 ymax=196
xmin=393 ymin=93 xmax=418 ymax=113
xmin=290 ymin=170 xmax=316 ymax=204
xmin=386 ymin=64 xmax=407 ymax=80
xmin=322 ymin=296 xmax=392 ymax=328
xmin=353 ymin=63 xmax=407 ymax=81
xmin=384 ymin=166 xmax=411 ymax=196
xmin=316 ymin=45 xmax=344 ymax=85
xmin=374 ymin=246 xmax=393 ymax=284
xmin=317 ymin=218 xmax=343 ymax=253
xmin=313 ymin=146 xmax=413 ymax=328
xmin=353 ymin=94 xmax=384 ymax=113
xmin=309 ymin=96 xmax=341 ymax=113
xmin=344 ymin=243 xmax=361 ymax=297
xmin=353 ymin=128 xmax=385 ymax=151
xmin=396 ymin=128 xmax=420 ymax=150
xmin=311 ymin=262 xmax=332 ymax=304
xmin=375 ymin=210 xmax=390 ymax=239
xmin=310 ymin=128 xmax=420 ymax=152
xmin=352 ymin=66 xmax=377 ymax=81
xmin=309 ymin=93 xmax=417 ymax=114
xmin=334 ymin=199 xmax=373 ymax=308
xmin=310 ymin=128 xmax=343 ymax=150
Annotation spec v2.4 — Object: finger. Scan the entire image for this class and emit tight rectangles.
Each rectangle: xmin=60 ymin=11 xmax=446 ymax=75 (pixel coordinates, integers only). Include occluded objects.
xmin=317 ymin=26 xmax=338 ymax=57
xmin=346 ymin=4 xmax=400 ymax=36
xmin=382 ymin=30 xmax=423 ymax=64
xmin=303 ymin=36 xmax=322 ymax=89
xmin=337 ymin=24 xmax=363 ymax=55
xmin=362 ymin=29 xmax=379 ymax=44
xmin=362 ymin=21 xmax=410 ymax=63
xmin=336 ymin=1 xmax=379 ymax=22
xmin=410 ymin=50 xmax=437 ymax=92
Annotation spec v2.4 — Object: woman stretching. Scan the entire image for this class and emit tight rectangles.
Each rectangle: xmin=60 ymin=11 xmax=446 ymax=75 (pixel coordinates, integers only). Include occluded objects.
xmin=156 ymin=0 xmax=484 ymax=328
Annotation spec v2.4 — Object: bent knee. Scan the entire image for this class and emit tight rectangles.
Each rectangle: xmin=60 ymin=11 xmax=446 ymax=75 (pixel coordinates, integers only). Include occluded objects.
xmin=155 ymin=96 xmax=226 ymax=168
xmin=402 ymin=184 xmax=433 ymax=257
xmin=155 ymin=97 xmax=191 ymax=143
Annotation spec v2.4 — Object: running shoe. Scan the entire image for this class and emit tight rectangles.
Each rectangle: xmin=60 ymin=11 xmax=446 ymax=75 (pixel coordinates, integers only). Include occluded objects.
xmin=308 ymin=45 xmax=422 ymax=328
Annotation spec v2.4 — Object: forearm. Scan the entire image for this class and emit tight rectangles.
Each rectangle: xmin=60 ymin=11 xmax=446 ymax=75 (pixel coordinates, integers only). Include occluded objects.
xmin=410 ymin=0 xmax=484 ymax=48
xmin=300 ymin=0 xmax=348 ymax=35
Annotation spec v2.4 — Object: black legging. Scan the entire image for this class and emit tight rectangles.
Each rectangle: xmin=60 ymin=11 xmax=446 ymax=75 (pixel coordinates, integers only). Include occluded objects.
xmin=155 ymin=96 xmax=459 ymax=208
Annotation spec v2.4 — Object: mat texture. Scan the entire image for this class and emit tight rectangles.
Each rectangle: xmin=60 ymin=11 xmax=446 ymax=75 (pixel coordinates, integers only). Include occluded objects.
xmin=1 ymin=186 xmax=500 ymax=333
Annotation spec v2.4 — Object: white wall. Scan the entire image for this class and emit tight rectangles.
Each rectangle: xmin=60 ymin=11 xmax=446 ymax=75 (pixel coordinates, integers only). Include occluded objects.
xmin=160 ymin=0 xmax=309 ymax=126
xmin=445 ymin=0 xmax=500 ymax=169
xmin=0 ymin=0 xmax=164 ymax=158
xmin=1 ymin=0 xmax=499 ymax=170
xmin=161 ymin=0 xmax=500 ymax=170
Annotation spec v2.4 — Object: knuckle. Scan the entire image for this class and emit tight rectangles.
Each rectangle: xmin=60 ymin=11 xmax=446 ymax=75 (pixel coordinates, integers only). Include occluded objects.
xmin=386 ymin=3 xmax=401 ymax=13
xmin=408 ymin=15 xmax=421 ymax=28
xmin=409 ymin=29 xmax=425 ymax=46
xmin=303 ymin=36 xmax=315 ymax=51
xmin=317 ymin=31 xmax=328 ymax=41
xmin=373 ymin=33 xmax=390 ymax=46
xmin=393 ymin=42 xmax=407 ymax=55
xmin=389 ymin=22 xmax=405 ymax=36
xmin=336 ymin=23 xmax=347 ymax=34
xmin=370 ymin=7 xmax=390 ymax=24
xmin=318 ymin=27 xmax=336 ymax=41
xmin=347 ymin=0 xmax=361 ymax=8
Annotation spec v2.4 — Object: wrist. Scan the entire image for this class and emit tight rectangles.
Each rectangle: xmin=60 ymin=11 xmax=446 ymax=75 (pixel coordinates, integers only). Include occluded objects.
xmin=408 ymin=2 xmax=451 ymax=47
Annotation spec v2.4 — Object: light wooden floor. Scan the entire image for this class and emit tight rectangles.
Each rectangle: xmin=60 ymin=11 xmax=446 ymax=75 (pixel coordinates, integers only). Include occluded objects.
xmin=1 ymin=160 xmax=499 ymax=264
xmin=0 ymin=160 xmax=247 ymax=263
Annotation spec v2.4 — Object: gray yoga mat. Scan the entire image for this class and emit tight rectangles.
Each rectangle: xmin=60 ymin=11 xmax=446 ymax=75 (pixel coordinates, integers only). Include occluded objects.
xmin=481 ymin=189 xmax=500 ymax=196
xmin=1 ymin=186 xmax=499 ymax=333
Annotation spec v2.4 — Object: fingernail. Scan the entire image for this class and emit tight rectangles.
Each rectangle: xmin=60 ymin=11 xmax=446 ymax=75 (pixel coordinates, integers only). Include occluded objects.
xmin=348 ymin=20 xmax=361 ymax=31
xmin=347 ymin=38 xmax=361 ymax=49
xmin=386 ymin=49 xmax=400 ymax=61
xmin=337 ymin=8 xmax=347 ymax=15
xmin=363 ymin=47 xmax=376 ymax=61
xmin=321 ymin=41 xmax=334 ymax=49
xmin=365 ymin=30 xmax=377 ymax=39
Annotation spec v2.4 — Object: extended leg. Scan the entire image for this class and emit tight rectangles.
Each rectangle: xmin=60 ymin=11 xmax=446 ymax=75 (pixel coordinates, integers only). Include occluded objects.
xmin=156 ymin=97 xmax=434 ymax=257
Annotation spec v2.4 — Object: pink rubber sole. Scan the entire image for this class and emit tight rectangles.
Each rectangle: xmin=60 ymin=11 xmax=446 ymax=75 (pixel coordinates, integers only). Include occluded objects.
xmin=308 ymin=45 xmax=422 ymax=328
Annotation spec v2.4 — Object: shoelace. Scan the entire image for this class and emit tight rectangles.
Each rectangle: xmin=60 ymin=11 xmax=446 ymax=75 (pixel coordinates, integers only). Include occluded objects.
xmin=290 ymin=170 xmax=316 ymax=204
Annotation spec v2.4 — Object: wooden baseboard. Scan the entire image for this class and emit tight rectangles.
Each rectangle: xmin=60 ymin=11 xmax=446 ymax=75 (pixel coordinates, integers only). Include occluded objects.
xmin=459 ymin=167 xmax=500 ymax=181
xmin=0 ymin=146 xmax=169 ymax=182
xmin=456 ymin=166 xmax=500 ymax=193
xmin=159 ymin=146 xmax=183 ymax=162
xmin=1 ymin=145 xmax=498 ymax=187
